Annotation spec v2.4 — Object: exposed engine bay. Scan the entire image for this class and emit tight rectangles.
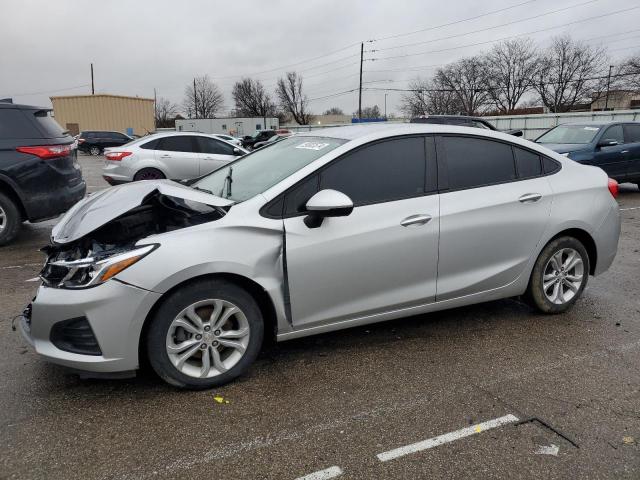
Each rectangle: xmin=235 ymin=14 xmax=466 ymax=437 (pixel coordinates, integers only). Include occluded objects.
xmin=40 ymin=192 xmax=226 ymax=289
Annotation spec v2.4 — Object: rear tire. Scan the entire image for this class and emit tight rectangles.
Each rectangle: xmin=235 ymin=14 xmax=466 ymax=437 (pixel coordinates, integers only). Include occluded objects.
xmin=89 ymin=146 xmax=102 ymax=156
xmin=146 ymin=279 xmax=264 ymax=390
xmin=0 ymin=192 xmax=21 ymax=246
xmin=133 ymin=168 xmax=165 ymax=181
xmin=525 ymin=236 xmax=589 ymax=314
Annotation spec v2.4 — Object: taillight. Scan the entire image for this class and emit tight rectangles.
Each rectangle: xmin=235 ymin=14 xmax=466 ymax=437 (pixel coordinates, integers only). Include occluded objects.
xmin=105 ymin=151 xmax=132 ymax=161
xmin=16 ymin=144 xmax=72 ymax=160
xmin=78 ymin=138 xmax=85 ymax=144
xmin=608 ymin=178 xmax=619 ymax=198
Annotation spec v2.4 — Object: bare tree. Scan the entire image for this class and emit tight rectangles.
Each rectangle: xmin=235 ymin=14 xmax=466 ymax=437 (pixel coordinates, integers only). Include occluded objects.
xmin=400 ymin=77 xmax=463 ymax=117
xmin=323 ymin=107 xmax=344 ymax=115
xmin=276 ymin=72 xmax=311 ymax=125
xmin=183 ymin=75 xmax=224 ymax=119
xmin=485 ymin=39 xmax=539 ymax=113
xmin=155 ymin=97 xmax=180 ymax=128
xmin=353 ymin=105 xmax=381 ymax=119
xmin=232 ymin=78 xmax=276 ymax=127
xmin=434 ymin=57 xmax=491 ymax=115
xmin=533 ymin=35 xmax=607 ymax=113
xmin=619 ymin=54 xmax=640 ymax=91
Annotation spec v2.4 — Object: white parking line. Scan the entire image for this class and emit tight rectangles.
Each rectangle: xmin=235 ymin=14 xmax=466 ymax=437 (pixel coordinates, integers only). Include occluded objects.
xmin=376 ymin=414 xmax=519 ymax=462
xmin=620 ymin=206 xmax=640 ymax=211
xmin=295 ymin=466 xmax=343 ymax=480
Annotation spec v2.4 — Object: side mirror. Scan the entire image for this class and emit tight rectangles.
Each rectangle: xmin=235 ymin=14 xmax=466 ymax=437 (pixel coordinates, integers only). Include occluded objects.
xmin=598 ymin=139 xmax=618 ymax=148
xmin=233 ymin=147 xmax=243 ymax=156
xmin=507 ymin=129 xmax=524 ymax=137
xmin=304 ymin=189 xmax=354 ymax=228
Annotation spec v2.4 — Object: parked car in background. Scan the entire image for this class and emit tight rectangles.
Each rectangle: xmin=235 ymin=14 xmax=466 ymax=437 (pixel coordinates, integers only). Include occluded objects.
xmin=0 ymin=103 xmax=86 ymax=245
xmin=21 ymin=124 xmax=619 ymax=388
xmin=411 ymin=115 xmax=523 ymax=137
xmin=212 ymin=134 xmax=242 ymax=146
xmin=102 ymin=132 xmax=247 ymax=184
xmin=536 ymin=122 xmax=640 ymax=187
xmin=253 ymin=131 xmax=294 ymax=149
xmin=242 ymin=129 xmax=292 ymax=150
xmin=78 ymin=130 xmax=132 ymax=156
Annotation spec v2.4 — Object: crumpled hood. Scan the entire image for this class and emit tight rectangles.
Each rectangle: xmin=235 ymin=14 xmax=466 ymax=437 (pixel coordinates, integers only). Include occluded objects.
xmin=52 ymin=180 xmax=234 ymax=244
xmin=536 ymin=143 xmax=591 ymax=154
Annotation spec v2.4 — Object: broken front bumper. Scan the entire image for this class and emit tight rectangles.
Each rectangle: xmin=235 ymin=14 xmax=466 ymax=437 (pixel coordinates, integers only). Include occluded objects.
xmin=19 ymin=280 xmax=161 ymax=373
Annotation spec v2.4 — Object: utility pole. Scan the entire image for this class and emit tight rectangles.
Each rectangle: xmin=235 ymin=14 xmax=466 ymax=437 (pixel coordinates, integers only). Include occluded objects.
xmin=358 ymin=42 xmax=363 ymax=121
xmin=604 ymin=65 xmax=614 ymax=111
xmin=154 ymin=88 xmax=157 ymax=127
xmin=384 ymin=93 xmax=388 ymax=119
xmin=193 ymin=78 xmax=197 ymax=119
xmin=90 ymin=63 xmax=95 ymax=95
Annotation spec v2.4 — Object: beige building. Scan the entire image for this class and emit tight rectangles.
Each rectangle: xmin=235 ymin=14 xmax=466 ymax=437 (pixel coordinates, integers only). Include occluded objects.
xmin=591 ymin=90 xmax=640 ymax=111
xmin=50 ymin=94 xmax=155 ymax=136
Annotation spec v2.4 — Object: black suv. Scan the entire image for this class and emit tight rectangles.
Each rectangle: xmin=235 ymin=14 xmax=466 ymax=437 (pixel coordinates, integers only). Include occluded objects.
xmin=78 ymin=130 xmax=132 ymax=155
xmin=411 ymin=115 xmax=523 ymax=137
xmin=0 ymin=103 xmax=86 ymax=245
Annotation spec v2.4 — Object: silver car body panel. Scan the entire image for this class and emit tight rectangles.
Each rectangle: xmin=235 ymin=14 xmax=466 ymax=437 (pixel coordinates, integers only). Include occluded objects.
xmin=22 ymin=124 xmax=621 ymax=372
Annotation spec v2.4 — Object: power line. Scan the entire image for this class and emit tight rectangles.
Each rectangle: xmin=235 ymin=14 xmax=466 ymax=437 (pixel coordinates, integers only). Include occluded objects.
xmin=369 ymin=6 xmax=640 ymax=63
xmin=3 ymin=83 xmax=91 ymax=98
xmin=369 ymin=0 xmax=599 ymax=53
xmin=369 ymin=0 xmax=538 ymax=43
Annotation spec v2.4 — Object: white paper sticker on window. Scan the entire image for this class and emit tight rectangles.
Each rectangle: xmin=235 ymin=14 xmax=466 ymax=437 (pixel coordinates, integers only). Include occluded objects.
xmin=295 ymin=141 xmax=331 ymax=151
xmin=584 ymin=127 xmax=599 ymax=131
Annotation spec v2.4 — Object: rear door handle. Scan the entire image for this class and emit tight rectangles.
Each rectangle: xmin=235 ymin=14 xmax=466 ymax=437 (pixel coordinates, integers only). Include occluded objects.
xmin=621 ymin=150 xmax=629 ymax=154
xmin=519 ymin=193 xmax=542 ymax=203
xmin=160 ymin=154 xmax=172 ymax=158
xmin=400 ymin=214 xmax=432 ymax=227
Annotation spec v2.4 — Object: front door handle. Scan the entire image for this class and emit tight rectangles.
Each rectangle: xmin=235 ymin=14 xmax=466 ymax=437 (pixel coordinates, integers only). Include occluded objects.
xmin=621 ymin=150 xmax=629 ymax=154
xmin=400 ymin=214 xmax=432 ymax=227
xmin=519 ymin=193 xmax=542 ymax=203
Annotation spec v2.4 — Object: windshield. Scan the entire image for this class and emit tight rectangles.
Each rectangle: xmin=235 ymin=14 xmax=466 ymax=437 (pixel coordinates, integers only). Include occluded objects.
xmin=537 ymin=125 xmax=601 ymax=144
xmin=193 ymin=136 xmax=347 ymax=202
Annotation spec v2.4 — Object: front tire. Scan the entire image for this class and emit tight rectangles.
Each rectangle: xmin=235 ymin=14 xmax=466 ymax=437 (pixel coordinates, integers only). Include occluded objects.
xmin=526 ymin=236 xmax=590 ymax=314
xmin=146 ymin=279 xmax=264 ymax=389
xmin=0 ymin=192 xmax=21 ymax=246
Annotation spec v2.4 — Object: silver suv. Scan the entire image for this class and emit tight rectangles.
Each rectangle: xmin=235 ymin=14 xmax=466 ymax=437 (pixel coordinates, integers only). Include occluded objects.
xmin=19 ymin=124 xmax=621 ymax=389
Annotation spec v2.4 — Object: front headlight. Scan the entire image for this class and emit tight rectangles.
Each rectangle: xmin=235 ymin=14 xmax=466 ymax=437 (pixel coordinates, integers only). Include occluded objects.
xmin=42 ymin=244 xmax=157 ymax=289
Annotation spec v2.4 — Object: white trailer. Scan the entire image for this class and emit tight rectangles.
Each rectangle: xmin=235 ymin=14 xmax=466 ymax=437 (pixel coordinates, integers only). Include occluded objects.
xmin=175 ymin=117 xmax=279 ymax=137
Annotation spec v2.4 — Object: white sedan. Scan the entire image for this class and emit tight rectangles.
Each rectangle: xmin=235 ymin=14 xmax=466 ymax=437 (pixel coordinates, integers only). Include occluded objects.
xmin=102 ymin=132 xmax=247 ymax=184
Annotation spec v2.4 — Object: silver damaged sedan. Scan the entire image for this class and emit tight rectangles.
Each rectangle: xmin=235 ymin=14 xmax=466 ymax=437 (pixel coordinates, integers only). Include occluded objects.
xmin=19 ymin=124 xmax=621 ymax=389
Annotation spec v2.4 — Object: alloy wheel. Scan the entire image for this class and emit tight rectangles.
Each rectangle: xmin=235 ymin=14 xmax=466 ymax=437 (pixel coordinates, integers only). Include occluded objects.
xmin=542 ymin=248 xmax=585 ymax=305
xmin=0 ymin=205 xmax=5 ymax=233
xmin=90 ymin=147 xmax=101 ymax=156
xmin=165 ymin=299 xmax=250 ymax=379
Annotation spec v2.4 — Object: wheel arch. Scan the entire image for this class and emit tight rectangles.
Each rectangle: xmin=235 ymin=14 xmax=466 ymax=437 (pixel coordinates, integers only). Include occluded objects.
xmin=138 ymin=272 xmax=278 ymax=367
xmin=0 ymin=176 xmax=26 ymax=219
xmin=547 ymin=228 xmax=598 ymax=275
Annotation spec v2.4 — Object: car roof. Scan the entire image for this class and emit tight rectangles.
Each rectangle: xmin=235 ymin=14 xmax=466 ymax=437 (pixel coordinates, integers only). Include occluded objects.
xmin=0 ymin=102 xmax=50 ymax=110
xmin=295 ymin=122 xmax=503 ymax=140
xmin=554 ymin=121 xmax=623 ymax=127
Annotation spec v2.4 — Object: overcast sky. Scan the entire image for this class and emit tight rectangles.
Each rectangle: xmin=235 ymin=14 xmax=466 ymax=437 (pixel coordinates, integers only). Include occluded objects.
xmin=2 ymin=0 xmax=639 ymax=117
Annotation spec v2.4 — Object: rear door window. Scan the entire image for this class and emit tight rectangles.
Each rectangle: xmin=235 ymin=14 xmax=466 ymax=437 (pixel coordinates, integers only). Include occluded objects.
xmin=158 ymin=136 xmax=197 ymax=153
xmin=513 ymin=146 xmax=542 ymax=179
xmin=441 ymin=136 xmax=516 ymax=190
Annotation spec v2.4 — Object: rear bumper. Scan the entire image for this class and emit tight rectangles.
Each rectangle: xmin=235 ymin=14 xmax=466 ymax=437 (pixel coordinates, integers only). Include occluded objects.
xmin=102 ymin=161 xmax=134 ymax=184
xmin=592 ymin=200 xmax=621 ymax=276
xmin=20 ymin=280 xmax=161 ymax=373
xmin=24 ymin=180 xmax=86 ymax=222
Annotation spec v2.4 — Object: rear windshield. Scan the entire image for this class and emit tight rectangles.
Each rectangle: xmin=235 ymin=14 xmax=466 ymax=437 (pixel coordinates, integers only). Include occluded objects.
xmin=34 ymin=110 xmax=66 ymax=137
xmin=537 ymin=125 xmax=601 ymax=144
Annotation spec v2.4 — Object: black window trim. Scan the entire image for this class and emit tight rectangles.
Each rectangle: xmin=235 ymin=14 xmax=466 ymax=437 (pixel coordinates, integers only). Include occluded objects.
xmin=261 ymin=134 xmax=437 ymax=219
xmin=435 ymin=133 xmax=561 ymax=194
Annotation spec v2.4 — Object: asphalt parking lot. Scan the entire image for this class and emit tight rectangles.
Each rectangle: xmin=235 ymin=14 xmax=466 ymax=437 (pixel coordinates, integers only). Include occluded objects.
xmin=1 ymin=154 xmax=640 ymax=479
